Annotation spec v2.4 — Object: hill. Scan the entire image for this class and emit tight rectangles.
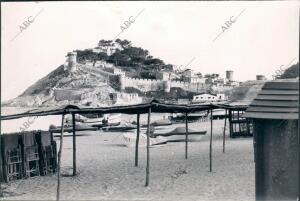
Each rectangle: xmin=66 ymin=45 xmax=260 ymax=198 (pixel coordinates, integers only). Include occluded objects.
xmin=228 ymin=80 xmax=265 ymax=103
xmin=3 ymin=64 xmax=116 ymax=107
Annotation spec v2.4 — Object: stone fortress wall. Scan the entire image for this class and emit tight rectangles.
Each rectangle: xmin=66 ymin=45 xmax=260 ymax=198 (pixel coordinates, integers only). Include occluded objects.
xmin=116 ymin=75 xmax=208 ymax=93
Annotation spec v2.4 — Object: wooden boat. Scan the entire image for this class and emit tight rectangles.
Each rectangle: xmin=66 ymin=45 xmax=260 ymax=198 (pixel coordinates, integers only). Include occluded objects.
xmin=65 ymin=114 xmax=87 ymax=123
xmin=122 ymin=132 xmax=167 ymax=147
xmin=89 ymin=122 xmax=120 ymax=128
xmin=102 ymin=123 xmax=137 ymax=132
xmin=170 ymin=111 xmax=208 ymax=123
xmin=84 ymin=113 xmax=121 ymax=127
xmin=49 ymin=124 xmax=97 ymax=133
xmin=153 ymin=127 xmax=207 ymax=142
xmin=132 ymin=119 xmax=172 ymax=127
xmin=151 ymin=119 xmax=172 ymax=126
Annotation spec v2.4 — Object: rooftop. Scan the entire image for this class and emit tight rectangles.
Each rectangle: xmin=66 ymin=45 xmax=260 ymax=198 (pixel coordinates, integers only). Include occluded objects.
xmin=243 ymin=79 xmax=299 ymax=119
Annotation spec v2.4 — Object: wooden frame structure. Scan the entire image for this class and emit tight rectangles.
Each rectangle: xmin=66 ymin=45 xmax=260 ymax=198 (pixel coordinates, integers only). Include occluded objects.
xmin=1 ymin=100 xmax=250 ymax=200
xmin=228 ymin=107 xmax=253 ymax=138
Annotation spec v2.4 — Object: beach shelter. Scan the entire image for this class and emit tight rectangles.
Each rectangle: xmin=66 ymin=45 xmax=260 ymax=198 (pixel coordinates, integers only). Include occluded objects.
xmin=244 ymin=79 xmax=299 ymax=201
xmin=227 ymin=104 xmax=252 ymax=138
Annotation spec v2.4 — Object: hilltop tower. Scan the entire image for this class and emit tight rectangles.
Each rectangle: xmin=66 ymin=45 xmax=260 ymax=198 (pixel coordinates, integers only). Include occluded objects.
xmin=256 ymin=75 xmax=266 ymax=81
xmin=163 ymin=80 xmax=171 ymax=93
xmin=66 ymin=52 xmax=77 ymax=72
xmin=117 ymin=74 xmax=125 ymax=91
xmin=226 ymin=70 xmax=233 ymax=81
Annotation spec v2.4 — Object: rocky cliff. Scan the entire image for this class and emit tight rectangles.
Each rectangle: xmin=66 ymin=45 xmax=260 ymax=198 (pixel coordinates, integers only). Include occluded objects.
xmin=3 ymin=64 xmax=116 ymax=107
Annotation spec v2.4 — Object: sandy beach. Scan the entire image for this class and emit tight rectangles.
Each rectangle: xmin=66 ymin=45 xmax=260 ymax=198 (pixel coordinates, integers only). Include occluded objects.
xmin=1 ymin=118 xmax=254 ymax=201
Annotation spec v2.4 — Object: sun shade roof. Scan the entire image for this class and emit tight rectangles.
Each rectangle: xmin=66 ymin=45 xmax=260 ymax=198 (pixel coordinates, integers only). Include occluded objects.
xmin=243 ymin=79 xmax=299 ymax=120
xmin=1 ymin=100 xmax=249 ymax=121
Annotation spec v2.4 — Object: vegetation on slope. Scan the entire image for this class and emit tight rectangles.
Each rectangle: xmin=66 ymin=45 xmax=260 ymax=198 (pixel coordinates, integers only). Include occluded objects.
xmin=76 ymin=39 xmax=173 ymax=79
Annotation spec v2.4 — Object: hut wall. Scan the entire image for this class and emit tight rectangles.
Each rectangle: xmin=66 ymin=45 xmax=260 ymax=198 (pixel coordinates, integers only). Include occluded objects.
xmin=0 ymin=131 xmax=57 ymax=182
xmin=0 ymin=145 xmax=3 ymax=182
xmin=253 ymin=119 xmax=298 ymax=200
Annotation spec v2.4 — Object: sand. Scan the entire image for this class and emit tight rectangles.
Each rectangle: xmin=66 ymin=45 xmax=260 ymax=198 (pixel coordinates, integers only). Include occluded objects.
xmin=1 ymin=119 xmax=255 ymax=201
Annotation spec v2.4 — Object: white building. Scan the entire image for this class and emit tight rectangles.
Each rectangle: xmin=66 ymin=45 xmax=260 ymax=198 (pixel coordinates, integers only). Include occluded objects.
xmin=190 ymin=77 xmax=206 ymax=84
xmin=156 ymin=71 xmax=171 ymax=80
xmin=113 ymin=67 xmax=126 ymax=76
xmin=94 ymin=60 xmax=114 ymax=68
xmin=192 ymin=93 xmax=226 ymax=103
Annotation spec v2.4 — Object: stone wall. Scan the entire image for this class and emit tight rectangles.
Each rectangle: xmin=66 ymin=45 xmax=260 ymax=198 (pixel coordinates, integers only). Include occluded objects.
xmin=116 ymin=75 xmax=208 ymax=93
xmin=54 ymin=89 xmax=88 ymax=101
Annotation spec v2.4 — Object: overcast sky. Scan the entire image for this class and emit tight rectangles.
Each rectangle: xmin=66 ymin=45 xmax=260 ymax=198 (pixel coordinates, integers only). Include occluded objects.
xmin=1 ymin=1 xmax=299 ymax=101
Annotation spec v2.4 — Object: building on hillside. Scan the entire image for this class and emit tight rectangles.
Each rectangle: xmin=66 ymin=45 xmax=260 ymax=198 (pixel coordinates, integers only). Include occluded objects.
xmin=182 ymin=69 xmax=192 ymax=77
xmin=83 ymin=61 xmax=94 ymax=67
xmin=180 ymin=69 xmax=207 ymax=83
xmin=156 ymin=71 xmax=171 ymax=80
xmin=112 ymin=67 xmax=126 ymax=76
xmin=256 ymin=75 xmax=266 ymax=81
xmin=225 ymin=80 xmax=240 ymax=87
xmin=110 ymin=92 xmax=143 ymax=105
xmin=192 ymin=93 xmax=226 ymax=103
xmin=94 ymin=60 xmax=114 ymax=68
xmin=190 ymin=76 xmax=206 ymax=83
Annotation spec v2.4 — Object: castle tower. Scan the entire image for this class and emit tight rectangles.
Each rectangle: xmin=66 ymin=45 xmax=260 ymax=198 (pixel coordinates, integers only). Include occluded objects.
xmin=67 ymin=52 xmax=77 ymax=72
xmin=226 ymin=70 xmax=233 ymax=81
xmin=117 ymin=74 xmax=125 ymax=91
xmin=163 ymin=80 xmax=171 ymax=93
xmin=256 ymin=75 xmax=266 ymax=81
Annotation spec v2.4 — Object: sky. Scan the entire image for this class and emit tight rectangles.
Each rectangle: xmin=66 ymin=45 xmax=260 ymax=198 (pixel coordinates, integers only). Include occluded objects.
xmin=1 ymin=1 xmax=299 ymax=101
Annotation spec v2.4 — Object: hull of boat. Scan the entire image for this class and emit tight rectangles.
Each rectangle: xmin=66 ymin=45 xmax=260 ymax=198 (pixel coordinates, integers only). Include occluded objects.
xmin=102 ymin=125 xmax=137 ymax=132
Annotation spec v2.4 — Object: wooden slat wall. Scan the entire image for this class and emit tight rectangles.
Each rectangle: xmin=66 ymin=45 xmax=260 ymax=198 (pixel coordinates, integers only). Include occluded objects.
xmin=262 ymin=81 xmax=299 ymax=90
xmin=244 ymin=80 xmax=299 ymax=120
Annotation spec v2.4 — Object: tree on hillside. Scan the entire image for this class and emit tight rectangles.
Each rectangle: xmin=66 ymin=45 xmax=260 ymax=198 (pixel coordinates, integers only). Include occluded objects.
xmin=115 ymin=39 xmax=131 ymax=49
xmin=162 ymin=64 xmax=173 ymax=71
xmin=280 ymin=62 xmax=299 ymax=79
xmin=107 ymin=51 xmax=131 ymax=66
xmin=143 ymin=58 xmax=164 ymax=66
xmin=76 ymin=49 xmax=108 ymax=63
xmin=97 ymin=52 xmax=109 ymax=61
xmin=98 ymin=40 xmax=113 ymax=47
xmin=121 ymin=47 xmax=149 ymax=60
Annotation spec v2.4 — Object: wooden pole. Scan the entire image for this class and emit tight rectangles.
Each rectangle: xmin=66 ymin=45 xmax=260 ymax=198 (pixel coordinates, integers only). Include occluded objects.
xmin=145 ymin=107 xmax=151 ymax=186
xmin=237 ymin=110 xmax=241 ymax=134
xmin=72 ymin=113 xmax=76 ymax=176
xmin=223 ymin=109 xmax=227 ymax=153
xmin=56 ymin=114 xmax=65 ymax=201
xmin=229 ymin=110 xmax=233 ymax=138
xmin=298 ymin=78 xmax=300 ymax=200
xmin=209 ymin=109 xmax=213 ymax=172
xmin=0 ymin=129 xmax=3 ymax=197
xmin=185 ymin=112 xmax=188 ymax=159
xmin=135 ymin=113 xmax=140 ymax=167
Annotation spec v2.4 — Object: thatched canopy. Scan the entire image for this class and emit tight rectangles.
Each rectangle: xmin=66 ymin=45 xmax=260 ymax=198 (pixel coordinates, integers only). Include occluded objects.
xmin=1 ymin=100 xmax=249 ymax=121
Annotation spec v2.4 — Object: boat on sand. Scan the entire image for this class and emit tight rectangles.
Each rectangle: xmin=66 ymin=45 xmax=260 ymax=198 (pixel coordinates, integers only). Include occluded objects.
xmin=102 ymin=123 xmax=137 ymax=132
xmin=132 ymin=119 xmax=172 ymax=127
xmin=50 ymin=124 xmax=97 ymax=135
xmin=84 ymin=114 xmax=121 ymax=128
xmin=153 ymin=127 xmax=207 ymax=142
xmin=122 ymin=132 xmax=167 ymax=147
